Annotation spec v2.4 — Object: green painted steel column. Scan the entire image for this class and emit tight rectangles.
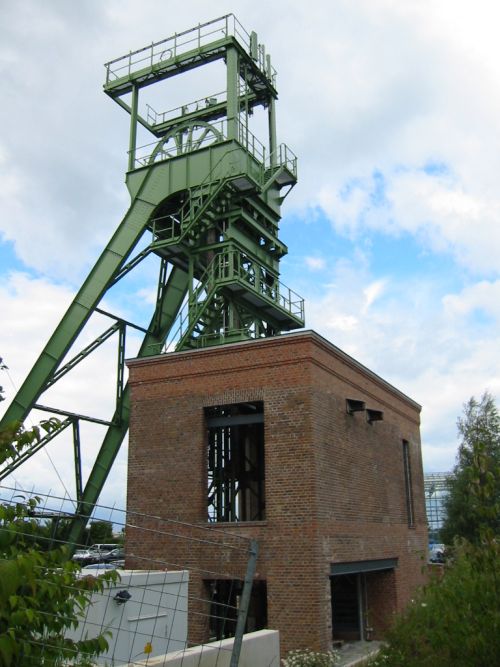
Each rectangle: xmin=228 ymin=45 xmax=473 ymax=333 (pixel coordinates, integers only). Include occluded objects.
xmin=226 ymin=45 xmax=239 ymax=140
xmin=268 ymin=97 xmax=277 ymax=167
xmin=128 ymin=84 xmax=139 ymax=172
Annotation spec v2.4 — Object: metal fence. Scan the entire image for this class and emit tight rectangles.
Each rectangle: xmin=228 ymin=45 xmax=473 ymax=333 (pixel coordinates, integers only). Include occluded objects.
xmin=0 ymin=485 xmax=264 ymax=666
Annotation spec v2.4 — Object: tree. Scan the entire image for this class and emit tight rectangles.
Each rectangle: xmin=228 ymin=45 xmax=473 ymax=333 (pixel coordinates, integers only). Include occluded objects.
xmin=441 ymin=392 xmax=500 ymax=545
xmin=369 ymin=393 xmax=500 ymax=666
xmin=88 ymin=520 xmax=114 ymax=545
xmin=0 ymin=421 xmax=116 ymax=666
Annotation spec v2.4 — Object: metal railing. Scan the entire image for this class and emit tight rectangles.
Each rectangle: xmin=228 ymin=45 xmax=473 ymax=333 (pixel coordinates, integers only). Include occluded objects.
xmin=104 ymin=14 xmax=276 ymax=86
xmin=268 ymin=143 xmax=298 ymax=179
xmin=215 ymin=248 xmax=304 ymax=321
xmin=237 ymin=120 xmax=266 ymax=164
xmin=132 ymin=117 xmax=270 ymax=170
xmin=146 ymin=90 xmax=226 ymax=127
xmin=163 ymin=245 xmax=304 ymax=352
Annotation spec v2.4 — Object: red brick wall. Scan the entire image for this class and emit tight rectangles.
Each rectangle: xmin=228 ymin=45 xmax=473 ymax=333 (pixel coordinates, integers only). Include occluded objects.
xmin=126 ymin=331 xmax=428 ymax=654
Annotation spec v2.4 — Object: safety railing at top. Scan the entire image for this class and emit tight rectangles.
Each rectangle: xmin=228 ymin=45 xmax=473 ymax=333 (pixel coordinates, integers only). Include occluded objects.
xmin=104 ymin=14 xmax=276 ymax=86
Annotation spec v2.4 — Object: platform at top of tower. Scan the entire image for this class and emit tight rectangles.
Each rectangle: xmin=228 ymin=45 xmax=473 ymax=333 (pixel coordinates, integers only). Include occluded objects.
xmin=104 ymin=14 xmax=276 ymax=99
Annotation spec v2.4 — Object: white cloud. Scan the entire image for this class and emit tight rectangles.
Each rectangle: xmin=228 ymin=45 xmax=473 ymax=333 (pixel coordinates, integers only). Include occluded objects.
xmin=326 ymin=314 xmax=359 ymax=333
xmin=304 ymin=256 xmax=326 ymax=271
xmin=443 ymin=280 xmax=500 ymax=320
xmin=0 ymin=271 xmax=130 ymax=509
xmin=362 ymin=279 xmax=387 ymax=312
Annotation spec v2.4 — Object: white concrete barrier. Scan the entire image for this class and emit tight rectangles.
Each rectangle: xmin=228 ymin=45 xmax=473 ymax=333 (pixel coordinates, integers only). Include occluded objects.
xmin=66 ymin=570 xmax=188 ymax=666
xmin=130 ymin=629 xmax=280 ymax=667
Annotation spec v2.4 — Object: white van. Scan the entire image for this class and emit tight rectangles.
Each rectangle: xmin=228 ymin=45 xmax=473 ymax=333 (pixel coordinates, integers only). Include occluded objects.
xmin=89 ymin=543 xmax=120 ymax=553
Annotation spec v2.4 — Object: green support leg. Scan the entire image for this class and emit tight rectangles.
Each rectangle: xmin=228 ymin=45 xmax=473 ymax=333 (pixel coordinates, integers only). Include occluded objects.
xmin=66 ymin=266 xmax=189 ymax=547
xmin=0 ymin=170 xmax=159 ymax=432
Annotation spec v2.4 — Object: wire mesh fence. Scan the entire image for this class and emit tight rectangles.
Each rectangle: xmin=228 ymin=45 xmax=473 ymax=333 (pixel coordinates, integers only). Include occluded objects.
xmin=0 ymin=485 xmax=270 ymax=667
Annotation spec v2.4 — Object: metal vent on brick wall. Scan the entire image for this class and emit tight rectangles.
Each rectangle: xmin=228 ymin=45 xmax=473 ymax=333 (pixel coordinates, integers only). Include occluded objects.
xmin=346 ymin=398 xmax=366 ymax=415
xmin=366 ymin=409 xmax=384 ymax=424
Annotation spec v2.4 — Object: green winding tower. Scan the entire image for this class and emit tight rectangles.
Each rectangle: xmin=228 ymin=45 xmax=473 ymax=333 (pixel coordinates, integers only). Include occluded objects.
xmin=0 ymin=15 xmax=304 ymax=542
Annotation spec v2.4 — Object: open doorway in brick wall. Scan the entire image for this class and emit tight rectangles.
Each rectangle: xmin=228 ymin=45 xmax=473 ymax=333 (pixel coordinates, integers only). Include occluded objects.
xmin=331 ymin=560 xmax=398 ymax=641
xmin=331 ymin=574 xmax=363 ymax=641
xmin=206 ymin=579 xmax=268 ymax=641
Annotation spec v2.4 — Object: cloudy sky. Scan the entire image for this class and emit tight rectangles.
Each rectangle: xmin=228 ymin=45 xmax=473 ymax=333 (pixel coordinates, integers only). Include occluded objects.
xmin=1 ymin=0 xmax=500 ymax=511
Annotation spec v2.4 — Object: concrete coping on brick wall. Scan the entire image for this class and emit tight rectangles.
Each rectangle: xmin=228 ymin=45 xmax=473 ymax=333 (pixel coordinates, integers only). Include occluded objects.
xmin=127 ymin=629 xmax=280 ymax=667
xmin=127 ymin=329 xmax=421 ymax=412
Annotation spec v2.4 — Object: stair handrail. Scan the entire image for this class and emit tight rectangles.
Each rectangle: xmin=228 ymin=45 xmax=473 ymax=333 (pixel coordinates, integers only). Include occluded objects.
xmin=163 ymin=255 xmax=220 ymax=351
xmin=150 ymin=146 xmax=247 ymax=248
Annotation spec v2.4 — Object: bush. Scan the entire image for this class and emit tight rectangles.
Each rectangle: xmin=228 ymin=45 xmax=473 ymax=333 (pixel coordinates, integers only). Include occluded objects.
xmin=368 ymin=539 xmax=500 ymax=666
xmin=0 ymin=421 xmax=117 ymax=666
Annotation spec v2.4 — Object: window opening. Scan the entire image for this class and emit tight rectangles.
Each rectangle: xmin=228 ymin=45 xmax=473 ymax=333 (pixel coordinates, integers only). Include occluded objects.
xmin=206 ymin=402 xmax=265 ymax=522
xmin=402 ymin=439 xmax=415 ymax=527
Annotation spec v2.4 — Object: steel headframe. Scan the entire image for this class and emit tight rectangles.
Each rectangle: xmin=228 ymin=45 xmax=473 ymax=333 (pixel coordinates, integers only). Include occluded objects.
xmin=0 ymin=14 xmax=304 ymax=547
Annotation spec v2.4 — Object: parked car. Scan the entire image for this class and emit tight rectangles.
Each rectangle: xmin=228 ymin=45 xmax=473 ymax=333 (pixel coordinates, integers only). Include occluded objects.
xmin=78 ymin=561 xmax=124 ymax=577
xmin=89 ymin=543 xmax=120 ymax=553
xmin=429 ymin=543 xmax=445 ymax=563
xmin=72 ymin=543 xmax=121 ymax=565
xmin=101 ymin=548 xmax=125 ymax=562
xmin=72 ymin=549 xmax=96 ymax=564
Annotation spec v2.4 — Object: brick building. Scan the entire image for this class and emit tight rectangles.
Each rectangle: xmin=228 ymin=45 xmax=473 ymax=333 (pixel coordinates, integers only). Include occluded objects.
xmin=126 ymin=330 xmax=428 ymax=654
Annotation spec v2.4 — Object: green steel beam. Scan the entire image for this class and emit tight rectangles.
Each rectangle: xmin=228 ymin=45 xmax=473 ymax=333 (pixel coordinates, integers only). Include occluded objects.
xmin=33 ymin=405 xmax=115 ymax=427
xmin=72 ymin=421 xmax=83 ymax=502
xmin=128 ymin=84 xmax=139 ymax=172
xmin=226 ymin=46 xmax=239 ymax=141
xmin=45 ymin=323 xmax=121 ymax=390
xmin=111 ymin=246 xmax=153 ymax=285
xmin=66 ymin=265 xmax=189 ymax=547
xmin=268 ymin=97 xmax=277 ymax=167
xmin=116 ymin=324 xmax=126 ymax=421
xmin=0 ymin=172 xmax=159 ymax=432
